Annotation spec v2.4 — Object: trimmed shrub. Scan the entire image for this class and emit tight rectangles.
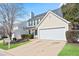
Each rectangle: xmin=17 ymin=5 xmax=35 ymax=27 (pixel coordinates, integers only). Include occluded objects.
xmin=27 ymin=34 xmax=34 ymax=39
xmin=21 ymin=34 xmax=34 ymax=40
xmin=1 ymin=36 xmax=8 ymax=39
xmin=21 ymin=34 xmax=26 ymax=39
xmin=66 ymin=30 xmax=79 ymax=43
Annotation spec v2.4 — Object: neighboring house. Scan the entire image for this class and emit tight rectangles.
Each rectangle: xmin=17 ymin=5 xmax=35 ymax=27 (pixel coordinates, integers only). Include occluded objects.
xmin=0 ymin=21 xmax=27 ymax=39
xmin=25 ymin=8 xmax=71 ymax=40
xmin=13 ymin=21 xmax=27 ymax=39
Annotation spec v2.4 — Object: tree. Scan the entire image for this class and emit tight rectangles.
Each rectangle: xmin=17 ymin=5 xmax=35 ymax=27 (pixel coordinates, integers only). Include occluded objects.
xmin=61 ymin=3 xmax=79 ymax=24
xmin=0 ymin=3 xmax=24 ymax=48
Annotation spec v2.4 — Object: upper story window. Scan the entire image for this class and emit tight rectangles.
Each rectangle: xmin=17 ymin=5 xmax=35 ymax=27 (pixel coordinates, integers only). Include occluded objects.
xmin=33 ymin=20 xmax=34 ymax=26
xmin=30 ymin=21 xmax=32 ymax=26
xmin=27 ymin=19 xmax=41 ymax=26
xmin=34 ymin=20 xmax=35 ymax=25
xmin=37 ymin=19 xmax=39 ymax=24
xmin=28 ymin=21 xmax=30 ymax=26
xmin=35 ymin=20 xmax=37 ymax=25
xmin=28 ymin=20 xmax=34 ymax=26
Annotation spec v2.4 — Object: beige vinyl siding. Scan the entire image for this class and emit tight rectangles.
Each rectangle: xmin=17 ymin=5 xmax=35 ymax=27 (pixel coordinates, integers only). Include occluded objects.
xmin=38 ymin=12 xmax=69 ymax=31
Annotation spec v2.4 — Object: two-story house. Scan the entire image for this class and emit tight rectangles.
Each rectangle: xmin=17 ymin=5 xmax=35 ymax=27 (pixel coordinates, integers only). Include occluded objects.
xmin=25 ymin=12 xmax=47 ymax=38
xmin=26 ymin=8 xmax=68 ymax=38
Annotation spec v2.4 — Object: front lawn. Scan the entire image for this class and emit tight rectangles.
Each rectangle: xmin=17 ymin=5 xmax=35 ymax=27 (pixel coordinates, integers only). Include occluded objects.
xmin=0 ymin=40 xmax=31 ymax=50
xmin=58 ymin=43 xmax=79 ymax=56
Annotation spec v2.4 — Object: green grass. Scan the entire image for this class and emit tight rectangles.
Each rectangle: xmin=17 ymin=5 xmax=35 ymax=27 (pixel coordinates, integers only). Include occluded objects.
xmin=58 ymin=43 xmax=79 ymax=56
xmin=0 ymin=40 xmax=31 ymax=50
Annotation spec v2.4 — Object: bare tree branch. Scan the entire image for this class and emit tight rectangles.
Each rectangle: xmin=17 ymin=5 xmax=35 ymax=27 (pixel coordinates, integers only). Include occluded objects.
xmin=0 ymin=3 xmax=24 ymax=40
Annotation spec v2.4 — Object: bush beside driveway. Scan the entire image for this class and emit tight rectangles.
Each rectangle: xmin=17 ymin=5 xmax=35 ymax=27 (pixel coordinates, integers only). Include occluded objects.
xmin=7 ymin=39 xmax=66 ymax=56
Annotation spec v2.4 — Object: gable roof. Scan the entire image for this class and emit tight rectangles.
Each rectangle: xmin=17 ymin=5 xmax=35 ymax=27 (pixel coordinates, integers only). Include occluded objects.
xmin=27 ymin=13 xmax=46 ymax=22
xmin=27 ymin=8 xmax=71 ymax=29
xmin=27 ymin=8 xmax=63 ymax=22
xmin=36 ymin=11 xmax=70 ymax=28
xmin=52 ymin=8 xmax=63 ymax=17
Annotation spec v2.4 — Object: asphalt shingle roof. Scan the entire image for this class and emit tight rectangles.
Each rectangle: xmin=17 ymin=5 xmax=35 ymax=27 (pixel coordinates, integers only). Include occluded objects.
xmin=27 ymin=8 xmax=63 ymax=22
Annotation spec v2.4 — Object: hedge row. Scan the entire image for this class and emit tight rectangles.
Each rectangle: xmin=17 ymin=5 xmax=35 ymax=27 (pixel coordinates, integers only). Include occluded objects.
xmin=21 ymin=34 xmax=34 ymax=40
xmin=66 ymin=30 xmax=79 ymax=43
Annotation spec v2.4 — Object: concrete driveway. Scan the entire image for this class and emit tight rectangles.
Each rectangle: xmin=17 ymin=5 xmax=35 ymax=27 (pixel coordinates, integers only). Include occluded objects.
xmin=7 ymin=39 xmax=66 ymax=56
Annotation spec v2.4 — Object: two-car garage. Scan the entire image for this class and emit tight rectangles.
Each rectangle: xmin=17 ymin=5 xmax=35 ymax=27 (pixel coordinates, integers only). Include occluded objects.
xmin=39 ymin=27 xmax=66 ymax=40
xmin=37 ymin=11 xmax=70 ymax=41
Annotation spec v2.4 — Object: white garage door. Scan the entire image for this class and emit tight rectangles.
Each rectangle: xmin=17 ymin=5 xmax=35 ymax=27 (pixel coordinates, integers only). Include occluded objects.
xmin=39 ymin=27 xmax=66 ymax=40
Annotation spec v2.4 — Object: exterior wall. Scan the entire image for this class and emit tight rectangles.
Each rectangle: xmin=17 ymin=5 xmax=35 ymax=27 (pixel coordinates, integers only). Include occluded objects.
xmin=38 ymin=12 xmax=69 ymax=30
xmin=26 ymin=11 xmax=70 ymax=39
xmin=38 ymin=12 xmax=69 ymax=39
xmin=26 ymin=18 xmax=41 ymax=39
xmin=27 ymin=19 xmax=41 ymax=27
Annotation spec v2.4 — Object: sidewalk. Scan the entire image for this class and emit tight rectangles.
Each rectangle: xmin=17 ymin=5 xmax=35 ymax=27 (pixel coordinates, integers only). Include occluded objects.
xmin=0 ymin=49 xmax=13 ymax=56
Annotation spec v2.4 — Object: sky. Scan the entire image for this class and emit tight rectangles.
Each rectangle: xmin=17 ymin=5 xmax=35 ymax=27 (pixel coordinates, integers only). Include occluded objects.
xmin=18 ymin=3 xmax=62 ymax=21
xmin=0 ymin=3 xmax=63 ymax=25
